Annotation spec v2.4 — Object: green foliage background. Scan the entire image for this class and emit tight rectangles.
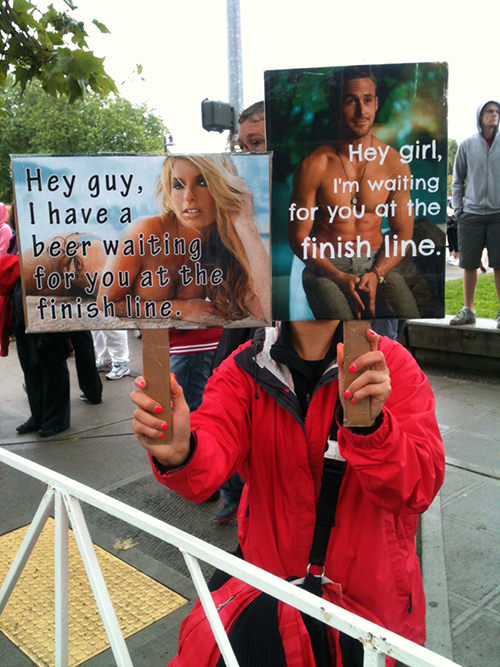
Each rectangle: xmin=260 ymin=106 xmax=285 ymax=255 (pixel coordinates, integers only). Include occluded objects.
xmin=0 ymin=76 xmax=168 ymax=201
xmin=0 ymin=0 xmax=116 ymax=104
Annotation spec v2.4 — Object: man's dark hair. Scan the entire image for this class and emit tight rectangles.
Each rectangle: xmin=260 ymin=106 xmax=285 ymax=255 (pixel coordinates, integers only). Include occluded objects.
xmin=238 ymin=101 xmax=264 ymax=125
xmin=330 ymin=66 xmax=378 ymax=101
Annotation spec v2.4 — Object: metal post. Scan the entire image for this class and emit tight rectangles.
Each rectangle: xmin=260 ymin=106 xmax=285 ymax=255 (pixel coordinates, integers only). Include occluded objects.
xmin=182 ymin=551 xmax=240 ymax=667
xmin=54 ymin=491 xmax=69 ymax=667
xmin=362 ymin=644 xmax=387 ymax=666
xmin=0 ymin=487 xmax=54 ymax=614
xmin=62 ymin=493 xmax=133 ymax=667
xmin=226 ymin=0 xmax=243 ymax=138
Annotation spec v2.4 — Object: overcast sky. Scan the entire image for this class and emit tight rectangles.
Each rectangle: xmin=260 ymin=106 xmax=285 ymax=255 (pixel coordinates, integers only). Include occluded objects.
xmin=68 ymin=0 xmax=498 ymax=152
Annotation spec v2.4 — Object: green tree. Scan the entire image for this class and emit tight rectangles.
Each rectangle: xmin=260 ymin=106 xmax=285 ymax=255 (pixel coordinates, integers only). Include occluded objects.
xmin=0 ymin=77 xmax=168 ymax=200
xmin=0 ymin=0 xmax=116 ymax=104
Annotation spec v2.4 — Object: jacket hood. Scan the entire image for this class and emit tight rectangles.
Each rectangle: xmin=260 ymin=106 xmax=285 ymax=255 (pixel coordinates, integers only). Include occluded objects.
xmin=476 ymin=100 xmax=500 ymax=134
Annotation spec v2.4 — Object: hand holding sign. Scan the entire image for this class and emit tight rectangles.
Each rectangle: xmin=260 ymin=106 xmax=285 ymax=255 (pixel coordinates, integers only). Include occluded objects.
xmin=338 ymin=321 xmax=391 ymax=427
xmin=131 ymin=362 xmax=191 ymax=466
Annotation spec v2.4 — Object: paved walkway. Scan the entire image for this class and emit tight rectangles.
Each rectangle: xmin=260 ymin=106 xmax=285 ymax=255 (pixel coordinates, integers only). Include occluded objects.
xmin=1 ymin=327 xmax=499 ymax=666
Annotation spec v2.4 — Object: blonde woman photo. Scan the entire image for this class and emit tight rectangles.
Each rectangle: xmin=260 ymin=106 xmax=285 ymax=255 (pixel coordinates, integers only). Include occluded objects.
xmin=97 ymin=154 xmax=270 ymax=325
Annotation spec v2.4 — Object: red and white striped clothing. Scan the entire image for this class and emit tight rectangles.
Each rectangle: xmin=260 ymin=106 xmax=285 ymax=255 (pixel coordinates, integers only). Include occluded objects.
xmin=169 ymin=329 xmax=223 ymax=355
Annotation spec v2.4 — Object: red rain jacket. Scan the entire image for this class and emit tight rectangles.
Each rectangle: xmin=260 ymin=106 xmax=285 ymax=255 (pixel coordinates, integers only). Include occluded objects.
xmin=0 ymin=254 xmax=20 ymax=356
xmin=151 ymin=325 xmax=445 ymax=665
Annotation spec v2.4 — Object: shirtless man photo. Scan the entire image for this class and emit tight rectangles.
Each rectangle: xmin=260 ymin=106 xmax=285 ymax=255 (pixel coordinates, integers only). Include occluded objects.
xmin=289 ymin=68 xmax=419 ymax=320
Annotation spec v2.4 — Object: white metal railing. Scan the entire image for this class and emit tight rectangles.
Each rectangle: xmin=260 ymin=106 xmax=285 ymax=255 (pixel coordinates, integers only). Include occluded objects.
xmin=0 ymin=448 xmax=460 ymax=667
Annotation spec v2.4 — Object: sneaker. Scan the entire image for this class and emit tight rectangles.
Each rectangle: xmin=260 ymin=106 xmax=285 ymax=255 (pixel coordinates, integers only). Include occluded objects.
xmin=496 ymin=309 xmax=500 ymax=330
xmin=106 ymin=362 xmax=130 ymax=380
xmin=450 ymin=307 xmax=476 ymax=326
xmin=96 ymin=361 xmax=112 ymax=373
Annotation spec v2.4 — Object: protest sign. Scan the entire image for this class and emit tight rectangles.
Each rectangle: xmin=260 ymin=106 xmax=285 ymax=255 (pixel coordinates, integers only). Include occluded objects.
xmin=265 ymin=62 xmax=448 ymax=322
xmin=12 ymin=153 xmax=271 ymax=333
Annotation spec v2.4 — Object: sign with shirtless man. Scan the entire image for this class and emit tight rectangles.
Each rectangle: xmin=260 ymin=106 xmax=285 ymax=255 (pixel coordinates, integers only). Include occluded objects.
xmin=12 ymin=153 xmax=271 ymax=332
xmin=265 ymin=62 xmax=448 ymax=321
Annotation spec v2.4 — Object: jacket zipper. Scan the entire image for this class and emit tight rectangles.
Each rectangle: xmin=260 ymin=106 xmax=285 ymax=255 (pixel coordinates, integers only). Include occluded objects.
xmin=216 ymin=595 xmax=235 ymax=612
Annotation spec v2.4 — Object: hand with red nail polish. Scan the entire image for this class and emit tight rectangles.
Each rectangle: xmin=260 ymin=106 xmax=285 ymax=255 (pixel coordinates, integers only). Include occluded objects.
xmin=337 ymin=328 xmax=391 ymax=423
xmin=130 ymin=373 xmax=191 ymax=466
xmin=135 ymin=377 xmax=146 ymax=390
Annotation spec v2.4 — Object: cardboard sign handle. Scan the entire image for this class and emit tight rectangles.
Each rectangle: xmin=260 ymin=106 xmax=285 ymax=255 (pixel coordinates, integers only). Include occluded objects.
xmin=141 ymin=329 xmax=172 ymax=443
xmin=343 ymin=320 xmax=371 ymax=427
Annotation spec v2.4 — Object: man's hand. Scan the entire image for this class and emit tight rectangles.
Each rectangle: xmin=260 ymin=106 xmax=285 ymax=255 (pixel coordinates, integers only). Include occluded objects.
xmin=335 ymin=272 xmax=365 ymax=317
xmin=356 ymin=271 xmax=379 ymax=317
xmin=337 ymin=328 xmax=391 ymax=424
xmin=130 ymin=373 xmax=191 ymax=467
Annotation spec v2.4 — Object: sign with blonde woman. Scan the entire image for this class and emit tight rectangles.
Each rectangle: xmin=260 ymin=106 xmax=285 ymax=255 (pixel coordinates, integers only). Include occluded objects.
xmin=12 ymin=153 xmax=271 ymax=333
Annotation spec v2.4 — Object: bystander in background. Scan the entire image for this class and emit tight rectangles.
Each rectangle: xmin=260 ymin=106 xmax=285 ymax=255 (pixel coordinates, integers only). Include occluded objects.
xmin=451 ymin=100 xmax=500 ymax=328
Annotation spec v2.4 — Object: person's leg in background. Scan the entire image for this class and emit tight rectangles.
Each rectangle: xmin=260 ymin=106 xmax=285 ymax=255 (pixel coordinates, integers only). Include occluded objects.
xmin=15 ymin=331 xmax=70 ymax=436
xmin=71 ymin=331 xmax=102 ymax=403
xmin=38 ymin=333 xmax=70 ymax=436
xmin=92 ymin=330 xmax=112 ymax=372
xmin=99 ymin=330 xmax=130 ymax=380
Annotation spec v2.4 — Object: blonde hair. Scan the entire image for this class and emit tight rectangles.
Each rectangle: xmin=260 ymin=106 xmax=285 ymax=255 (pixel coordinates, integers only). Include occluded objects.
xmin=156 ymin=155 xmax=253 ymax=318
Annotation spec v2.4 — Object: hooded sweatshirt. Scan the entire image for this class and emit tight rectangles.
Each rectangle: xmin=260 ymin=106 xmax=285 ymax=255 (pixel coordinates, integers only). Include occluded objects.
xmin=452 ymin=99 xmax=500 ymax=215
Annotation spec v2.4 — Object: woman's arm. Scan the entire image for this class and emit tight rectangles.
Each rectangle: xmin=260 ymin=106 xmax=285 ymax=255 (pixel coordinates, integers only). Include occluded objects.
xmin=130 ymin=356 xmax=252 ymax=501
xmin=232 ymin=194 xmax=271 ymax=321
xmin=337 ymin=333 xmax=445 ymax=514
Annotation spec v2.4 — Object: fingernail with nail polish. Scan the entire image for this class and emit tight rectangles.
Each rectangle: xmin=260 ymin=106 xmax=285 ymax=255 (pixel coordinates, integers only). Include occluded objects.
xmin=344 ymin=390 xmax=350 ymax=399
xmin=137 ymin=380 xmax=145 ymax=389
xmin=161 ymin=422 xmax=168 ymax=430
xmin=154 ymin=405 xmax=162 ymax=414
xmin=158 ymin=432 xmax=164 ymax=439
xmin=368 ymin=329 xmax=376 ymax=336
xmin=349 ymin=363 xmax=356 ymax=373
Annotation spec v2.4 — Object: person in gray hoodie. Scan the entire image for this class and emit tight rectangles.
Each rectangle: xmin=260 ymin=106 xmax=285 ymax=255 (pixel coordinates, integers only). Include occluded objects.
xmin=451 ymin=100 xmax=500 ymax=327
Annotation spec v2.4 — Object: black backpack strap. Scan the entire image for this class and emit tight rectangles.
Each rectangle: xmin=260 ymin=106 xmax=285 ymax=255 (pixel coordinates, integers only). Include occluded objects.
xmin=304 ymin=399 xmax=345 ymax=592
xmin=298 ymin=408 xmax=346 ymax=667
xmin=308 ymin=458 xmax=346 ymax=577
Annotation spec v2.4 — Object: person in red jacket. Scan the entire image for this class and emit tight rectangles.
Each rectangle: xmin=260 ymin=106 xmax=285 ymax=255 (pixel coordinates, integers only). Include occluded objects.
xmin=130 ymin=320 xmax=444 ymax=666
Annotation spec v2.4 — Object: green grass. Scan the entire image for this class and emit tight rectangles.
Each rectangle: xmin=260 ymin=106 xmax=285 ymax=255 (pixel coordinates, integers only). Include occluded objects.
xmin=445 ymin=273 xmax=499 ymax=318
